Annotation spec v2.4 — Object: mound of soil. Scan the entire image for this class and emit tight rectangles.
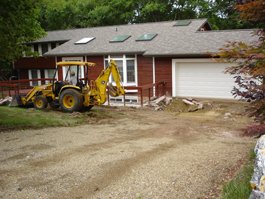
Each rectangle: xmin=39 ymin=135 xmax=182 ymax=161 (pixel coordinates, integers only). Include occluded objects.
xmin=165 ymin=99 xmax=213 ymax=113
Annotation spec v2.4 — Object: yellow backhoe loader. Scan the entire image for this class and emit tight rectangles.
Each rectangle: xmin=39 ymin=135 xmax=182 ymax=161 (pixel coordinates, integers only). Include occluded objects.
xmin=16 ymin=60 xmax=125 ymax=112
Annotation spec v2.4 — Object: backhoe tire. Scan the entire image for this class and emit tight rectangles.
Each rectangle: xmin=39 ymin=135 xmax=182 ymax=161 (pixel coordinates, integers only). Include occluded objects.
xmin=82 ymin=105 xmax=94 ymax=112
xmin=34 ymin=96 xmax=48 ymax=110
xmin=59 ymin=89 xmax=83 ymax=113
xmin=49 ymin=102 xmax=60 ymax=109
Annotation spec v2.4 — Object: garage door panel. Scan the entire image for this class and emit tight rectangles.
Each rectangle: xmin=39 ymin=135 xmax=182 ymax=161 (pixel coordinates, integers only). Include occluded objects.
xmin=175 ymin=62 xmax=235 ymax=99
xmin=177 ymin=88 xmax=233 ymax=98
xmin=182 ymin=81 xmax=234 ymax=87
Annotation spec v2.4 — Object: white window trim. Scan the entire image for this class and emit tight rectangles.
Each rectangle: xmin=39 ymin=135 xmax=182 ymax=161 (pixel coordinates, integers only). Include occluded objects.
xmin=135 ymin=54 xmax=138 ymax=86
xmin=104 ymin=54 xmax=137 ymax=87
xmin=48 ymin=43 xmax=52 ymax=52
xmin=28 ymin=69 xmax=41 ymax=86
xmin=62 ymin=57 xmax=84 ymax=80
xmin=38 ymin=44 xmax=42 ymax=56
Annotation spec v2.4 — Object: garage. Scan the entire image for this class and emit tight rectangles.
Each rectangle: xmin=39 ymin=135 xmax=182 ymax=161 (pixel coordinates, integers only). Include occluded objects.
xmin=172 ymin=59 xmax=235 ymax=99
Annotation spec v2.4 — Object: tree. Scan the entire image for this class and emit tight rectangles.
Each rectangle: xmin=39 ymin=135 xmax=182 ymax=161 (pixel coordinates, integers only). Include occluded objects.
xmin=133 ymin=0 xmax=174 ymax=23
xmin=39 ymin=0 xmax=263 ymax=31
xmin=0 ymin=0 xmax=45 ymax=62
xmin=84 ymin=0 xmax=135 ymax=27
xmin=39 ymin=0 xmax=135 ymax=29
xmin=218 ymin=0 xmax=265 ymax=122
xmin=0 ymin=0 xmax=45 ymax=80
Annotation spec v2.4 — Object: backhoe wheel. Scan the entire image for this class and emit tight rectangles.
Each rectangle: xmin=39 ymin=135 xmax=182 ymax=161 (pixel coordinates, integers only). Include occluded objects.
xmin=82 ymin=105 xmax=94 ymax=112
xmin=34 ymin=96 xmax=48 ymax=110
xmin=59 ymin=89 xmax=83 ymax=113
xmin=49 ymin=102 xmax=60 ymax=109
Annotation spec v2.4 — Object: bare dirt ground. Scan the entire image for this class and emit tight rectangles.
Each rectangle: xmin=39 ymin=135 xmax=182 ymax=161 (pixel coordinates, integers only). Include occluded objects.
xmin=0 ymin=102 xmax=255 ymax=199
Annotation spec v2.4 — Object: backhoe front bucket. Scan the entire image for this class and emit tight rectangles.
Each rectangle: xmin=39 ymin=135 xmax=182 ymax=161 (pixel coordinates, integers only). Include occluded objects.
xmin=9 ymin=95 xmax=24 ymax=107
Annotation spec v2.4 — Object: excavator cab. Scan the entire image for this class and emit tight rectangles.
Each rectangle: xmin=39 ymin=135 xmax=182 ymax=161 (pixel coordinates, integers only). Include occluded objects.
xmin=52 ymin=62 xmax=95 ymax=96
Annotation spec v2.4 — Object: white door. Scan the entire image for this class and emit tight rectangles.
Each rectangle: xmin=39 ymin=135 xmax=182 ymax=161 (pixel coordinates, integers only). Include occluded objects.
xmin=172 ymin=60 xmax=235 ymax=99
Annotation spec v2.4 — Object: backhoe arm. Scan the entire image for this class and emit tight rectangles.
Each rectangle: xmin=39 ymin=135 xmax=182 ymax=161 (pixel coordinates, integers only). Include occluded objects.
xmin=93 ymin=60 xmax=125 ymax=104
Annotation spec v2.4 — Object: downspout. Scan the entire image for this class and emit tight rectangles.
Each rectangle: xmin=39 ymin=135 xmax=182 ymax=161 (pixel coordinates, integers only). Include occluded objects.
xmin=152 ymin=56 xmax=156 ymax=97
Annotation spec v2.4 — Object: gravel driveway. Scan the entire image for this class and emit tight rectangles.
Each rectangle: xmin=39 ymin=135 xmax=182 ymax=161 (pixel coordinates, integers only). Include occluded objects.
xmin=0 ymin=104 xmax=255 ymax=199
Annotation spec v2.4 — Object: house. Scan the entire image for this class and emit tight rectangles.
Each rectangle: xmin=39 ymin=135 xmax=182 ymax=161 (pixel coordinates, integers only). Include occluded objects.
xmin=14 ymin=19 xmax=257 ymax=99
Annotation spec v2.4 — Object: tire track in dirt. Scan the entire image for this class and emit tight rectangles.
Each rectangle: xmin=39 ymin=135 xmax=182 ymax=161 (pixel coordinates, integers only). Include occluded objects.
xmin=0 ymin=120 xmax=199 ymax=199
xmin=30 ymin=122 xmax=196 ymax=168
xmin=1 ymin=106 xmax=251 ymax=199
xmin=0 ymin=122 xmax=193 ymax=189
xmin=53 ymin=141 xmax=179 ymax=199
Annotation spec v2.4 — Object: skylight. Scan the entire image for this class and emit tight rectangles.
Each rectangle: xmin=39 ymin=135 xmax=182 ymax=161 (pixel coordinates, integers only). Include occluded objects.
xmin=174 ymin=20 xmax=191 ymax=26
xmin=110 ymin=35 xmax=131 ymax=43
xmin=75 ymin=37 xmax=95 ymax=44
xmin=136 ymin=33 xmax=157 ymax=41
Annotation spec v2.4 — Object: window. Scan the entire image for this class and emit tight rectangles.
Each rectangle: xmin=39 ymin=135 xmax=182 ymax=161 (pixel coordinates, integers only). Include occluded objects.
xmin=41 ymin=43 xmax=48 ymax=55
xmin=45 ymin=69 xmax=57 ymax=83
xmin=174 ymin=20 xmax=191 ymax=26
xmin=116 ymin=60 xmax=124 ymax=82
xmin=28 ymin=69 xmax=41 ymax=86
xmin=136 ymin=33 xmax=157 ymax=41
xmin=126 ymin=60 xmax=135 ymax=83
xmin=109 ymin=35 xmax=131 ymax=43
xmin=104 ymin=55 xmax=137 ymax=86
xmin=34 ymin=44 xmax=39 ymax=53
xmin=75 ymin=37 xmax=95 ymax=44
xmin=51 ymin=43 xmax=56 ymax=49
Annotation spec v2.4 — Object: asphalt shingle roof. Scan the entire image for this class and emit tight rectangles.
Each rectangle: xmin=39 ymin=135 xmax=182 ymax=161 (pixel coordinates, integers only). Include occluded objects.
xmin=40 ymin=19 xmax=257 ymax=57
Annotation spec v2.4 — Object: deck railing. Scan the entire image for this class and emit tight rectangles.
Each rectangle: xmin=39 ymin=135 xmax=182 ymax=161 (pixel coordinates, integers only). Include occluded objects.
xmin=107 ymin=81 xmax=167 ymax=107
xmin=0 ymin=78 xmax=53 ymax=97
xmin=0 ymin=79 xmax=167 ymax=107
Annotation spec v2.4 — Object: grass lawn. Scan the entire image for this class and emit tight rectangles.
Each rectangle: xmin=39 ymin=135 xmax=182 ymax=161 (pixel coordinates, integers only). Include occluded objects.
xmin=221 ymin=150 xmax=255 ymax=199
xmin=0 ymin=106 xmax=116 ymax=131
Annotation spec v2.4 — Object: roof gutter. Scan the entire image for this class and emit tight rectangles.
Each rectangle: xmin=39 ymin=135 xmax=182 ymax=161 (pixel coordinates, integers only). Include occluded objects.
xmin=143 ymin=53 xmax=213 ymax=58
xmin=27 ymin=40 xmax=69 ymax=45
xmin=44 ymin=52 xmax=213 ymax=58
xmin=44 ymin=51 xmax=146 ymax=57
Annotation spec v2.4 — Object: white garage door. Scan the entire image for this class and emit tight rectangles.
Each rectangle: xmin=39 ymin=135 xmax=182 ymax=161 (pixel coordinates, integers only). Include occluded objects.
xmin=173 ymin=61 xmax=235 ymax=99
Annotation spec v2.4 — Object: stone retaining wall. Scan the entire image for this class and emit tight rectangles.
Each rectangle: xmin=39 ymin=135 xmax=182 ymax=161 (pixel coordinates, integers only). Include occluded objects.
xmin=250 ymin=135 xmax=265 ymax=199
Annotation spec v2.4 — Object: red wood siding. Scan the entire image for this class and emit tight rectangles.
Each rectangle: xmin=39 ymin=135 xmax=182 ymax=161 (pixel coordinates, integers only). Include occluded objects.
xmin=56 ymin=57 xmax=62 ymax=62
xmin=87 ymin=56 xmax=104 ymax=80
xmin=14 ymin=57 xmax=56 ymax=70
xmin=155 ymin=57 xmax=172 ymax=95
xmin=137 ymin=55 xmax=153 ymax=86
xmin=19 ymin=69 xmax=28 ymax=79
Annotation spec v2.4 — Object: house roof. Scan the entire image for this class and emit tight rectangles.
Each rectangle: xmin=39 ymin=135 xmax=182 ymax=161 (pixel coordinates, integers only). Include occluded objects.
xmin=41 ymin=19 xmax=257 ymax=57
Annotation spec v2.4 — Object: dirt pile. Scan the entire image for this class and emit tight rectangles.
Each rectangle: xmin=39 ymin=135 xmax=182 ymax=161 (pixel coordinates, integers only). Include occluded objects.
xmin=147 ymin=96 xmax=212 ymax=113
xmin=165 ymin=98 xmax=190 ymax=112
